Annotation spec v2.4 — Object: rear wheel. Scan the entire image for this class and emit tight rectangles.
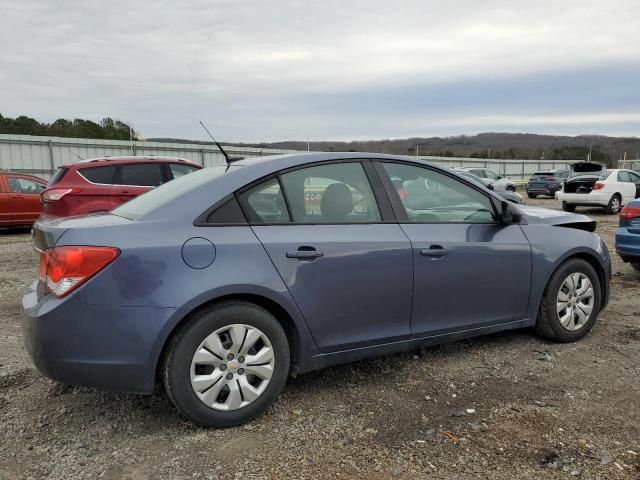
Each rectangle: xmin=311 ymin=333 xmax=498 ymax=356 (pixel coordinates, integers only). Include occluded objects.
xmin=163 ymin=301 xmax=290 ymax=427
xmin=631 ymin=262 xmax=640 ymax=272
xmin=605 ymin=194 xmax=621 ymax=215
xmin=562 ymin=202 xmax=576 ymax=212
xmin=527 ymin=193 xmax=537 ymax=199
xmin=535 ymin=259 xmax=601 ymax=342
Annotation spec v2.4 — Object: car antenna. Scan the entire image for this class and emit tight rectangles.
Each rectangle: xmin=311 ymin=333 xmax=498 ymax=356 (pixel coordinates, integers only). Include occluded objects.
xmin=199 ymin=121 xmax=244 ymax=165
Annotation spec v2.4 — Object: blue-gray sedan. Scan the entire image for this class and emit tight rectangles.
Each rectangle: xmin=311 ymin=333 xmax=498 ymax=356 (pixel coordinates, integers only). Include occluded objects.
xmin=23 ymin=153 xmax=611 ymax=427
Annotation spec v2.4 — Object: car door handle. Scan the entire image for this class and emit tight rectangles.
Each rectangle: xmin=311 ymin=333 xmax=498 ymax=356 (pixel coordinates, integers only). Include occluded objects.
xmin=420 ymin=246 xmax=449 ymax=257
xmin=286 ymin=248 xmax=323 ymax=259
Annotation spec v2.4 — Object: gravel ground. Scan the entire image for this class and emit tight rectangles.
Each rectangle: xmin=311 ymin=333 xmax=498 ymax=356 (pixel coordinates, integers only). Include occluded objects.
xmin=1 ymin=197 xmax=639 ymax=480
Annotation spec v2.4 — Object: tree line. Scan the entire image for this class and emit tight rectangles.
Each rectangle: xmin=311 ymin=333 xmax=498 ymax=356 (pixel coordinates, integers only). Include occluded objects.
xmin=0 ymin=114 xmax=136 ymax=140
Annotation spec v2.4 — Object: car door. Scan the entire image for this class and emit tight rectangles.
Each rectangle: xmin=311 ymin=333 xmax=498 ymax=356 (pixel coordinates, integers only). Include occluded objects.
xmin=0 ymin=176 xmax=12 ymax=225
xmin=375 ymin=161 xmax=532 ymax=336
xmin=109 ymin=163 xmax=165 ymax=208
xmin=616 ymin=171 xmax=637 ymax=204
xmin=242 ymin=161 xmax=413 ymax=352
xmin=6 ymin=176 xmax=46 ymax=223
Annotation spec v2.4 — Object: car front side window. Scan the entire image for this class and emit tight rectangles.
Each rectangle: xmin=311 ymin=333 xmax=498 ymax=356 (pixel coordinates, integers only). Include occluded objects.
xmin=484 ymin=169 xmax=500 ymax=180
xmin=382 ymin=162 xmax=497 ymax=223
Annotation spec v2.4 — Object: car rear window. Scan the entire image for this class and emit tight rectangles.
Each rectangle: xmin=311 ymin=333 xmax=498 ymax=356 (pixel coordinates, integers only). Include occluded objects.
xmin=48 ymin=167 xmax=68 ymax=186
xmin=112 ymin=166 xmax=232 ymax=220
xmin=79 ymin=165 xmax=117 ymax=184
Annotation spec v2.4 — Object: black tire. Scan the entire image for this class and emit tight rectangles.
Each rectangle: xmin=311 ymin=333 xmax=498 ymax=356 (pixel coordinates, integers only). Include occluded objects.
xmin=163 ymin=301 xmax=290 ymax=427
xmin=631 ymin=262 xmax=640 ymax=272
xmin=605 ymin=194 xmax=622 ymax=215
xmin=535 ymin=258 xmax=601 ymax=342
xmin=527 ymin=193 xmax=537 ymax=199
xmin=562 ymin=202 xmax=576 ymax=212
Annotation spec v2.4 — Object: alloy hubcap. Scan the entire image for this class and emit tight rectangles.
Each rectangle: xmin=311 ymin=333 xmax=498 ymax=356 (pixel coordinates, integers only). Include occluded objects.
xmin=556 ymin=273 xmax=594 ymax=331
xmin=612 ymin=198 xmax=620 ymax=212
xmin=190 ymin=324 xmax=275 ymax=411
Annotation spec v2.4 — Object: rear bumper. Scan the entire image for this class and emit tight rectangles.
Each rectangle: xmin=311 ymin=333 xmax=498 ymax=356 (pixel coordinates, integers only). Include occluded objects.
xmin=527 ymin=185 xmax=561 ymax=195
xmin=616 ymin=228 xmax=640 ymax=263
xmin=556 ymin=191 xmax=610 ymax=206
xmin=22 ymin=282 xmax=175 ymax=394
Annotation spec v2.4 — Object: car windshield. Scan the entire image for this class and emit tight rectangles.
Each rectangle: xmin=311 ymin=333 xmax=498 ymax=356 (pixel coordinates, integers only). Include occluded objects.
xmin=112 ymin=165 xmax=231 ymax=220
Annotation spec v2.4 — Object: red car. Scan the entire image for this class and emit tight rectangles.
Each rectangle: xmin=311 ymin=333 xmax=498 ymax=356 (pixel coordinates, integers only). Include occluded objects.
xmin=0 ymin=172 xmax=47 ymax=227
xmin=41 ymin=157 xmax=202 ymax=218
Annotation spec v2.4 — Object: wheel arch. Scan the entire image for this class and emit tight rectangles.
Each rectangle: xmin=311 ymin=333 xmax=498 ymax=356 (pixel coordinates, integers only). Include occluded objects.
xmin=155 ymin=292 xmax=305 ymax=389
xmin=539 ymin=250 xmax=608 ymax=315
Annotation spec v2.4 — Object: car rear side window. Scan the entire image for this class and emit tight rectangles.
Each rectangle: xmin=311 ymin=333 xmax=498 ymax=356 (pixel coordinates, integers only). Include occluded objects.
xmin=117 ymin=163 xmax=164 ymax=187
xmin=203 ymin=196 xmax=247 ymax=224
xmin=618 ymin=171 xmax=632 ymax=183
xmin=279 ymin=162 xmax=381 ymax=223
xmin=79 ymin=165 xmax=117 ymax=184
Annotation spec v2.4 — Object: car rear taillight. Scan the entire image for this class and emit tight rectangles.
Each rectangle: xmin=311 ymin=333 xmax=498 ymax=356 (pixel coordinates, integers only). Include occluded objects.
xmin=41 ymin=188 xmax=80 ymax=202
xmin=620 ymin=205 xmax=640 ymax=220
xmin=39 ymin=246 xmax=120 ymax=297
xmin=593 ymin=182 xmax=605 ymax=190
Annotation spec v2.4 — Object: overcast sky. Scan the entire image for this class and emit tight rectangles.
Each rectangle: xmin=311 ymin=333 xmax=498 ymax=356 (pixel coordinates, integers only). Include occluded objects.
xmin=1 ymin=0 xmax=639 ymax=142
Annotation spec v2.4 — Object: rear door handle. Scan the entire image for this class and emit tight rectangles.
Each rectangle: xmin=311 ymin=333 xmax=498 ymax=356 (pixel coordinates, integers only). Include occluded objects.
xmin=286 ymin=247 xmax=323 ymax=260
xmin=420 ymin=246 xmax=449 ymax=258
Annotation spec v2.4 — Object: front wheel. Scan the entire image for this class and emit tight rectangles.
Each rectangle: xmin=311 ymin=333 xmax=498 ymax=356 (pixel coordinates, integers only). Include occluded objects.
xmin=631 ymin=262 xmax=640 ymax=272
xmin=527 ymin=193 xmax=537 ymax=199
xmin=562 ymin=201 xmax=576 ymax=212
xmin=535 ymin=259 xmax=601 ymax=342
xmin=163 ymin=301 xmax=290 ymax=427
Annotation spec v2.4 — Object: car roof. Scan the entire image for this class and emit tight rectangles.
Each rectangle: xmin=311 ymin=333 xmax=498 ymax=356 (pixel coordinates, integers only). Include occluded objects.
xmin=61 ymin=156 xmax=199 ymax=168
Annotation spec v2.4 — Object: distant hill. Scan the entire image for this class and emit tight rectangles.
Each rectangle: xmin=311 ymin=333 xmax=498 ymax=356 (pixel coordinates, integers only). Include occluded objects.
xmin=150 ymin=132 xmax=640 ymax=166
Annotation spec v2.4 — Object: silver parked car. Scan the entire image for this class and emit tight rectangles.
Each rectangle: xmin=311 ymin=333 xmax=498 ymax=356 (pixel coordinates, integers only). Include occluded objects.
xmin=454 ymin=167 xmax=516 ymax=191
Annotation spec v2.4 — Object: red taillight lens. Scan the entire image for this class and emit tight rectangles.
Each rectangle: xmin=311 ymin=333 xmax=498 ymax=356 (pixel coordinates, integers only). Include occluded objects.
xmin=593 ymin=182 xmax=605 ymax=190
xmin=41 ymin=188 xmax=79 ymax=202
xmin=620 ymin=205 xmax=640 ymax=220
xmin=39 ymin=246 xmax=120 ymax=297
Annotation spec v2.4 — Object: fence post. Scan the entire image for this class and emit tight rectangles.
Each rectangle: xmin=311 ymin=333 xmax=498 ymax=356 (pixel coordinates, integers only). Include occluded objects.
xmin=521 ymin=161 xmax=525 ymax=180
xmin=48 ymin=140 xmax=55 ymax=172
xmin=200 ymin=148 xmax=205 ymax=166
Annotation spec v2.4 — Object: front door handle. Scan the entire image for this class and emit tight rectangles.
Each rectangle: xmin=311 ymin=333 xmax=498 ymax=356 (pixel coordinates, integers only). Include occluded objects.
xmin=420 ymin=245 xmax=449 ymax=258
xmin=286 ymin=247 xmax=323 ymax=260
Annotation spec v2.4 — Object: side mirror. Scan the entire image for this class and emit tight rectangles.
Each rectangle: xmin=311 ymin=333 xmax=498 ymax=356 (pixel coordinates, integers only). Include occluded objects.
xmin=486 ymin=183 xmax=495 ymax=190
xmin=496 ymin=175 xmax=502 ymax=180
xmin=500 ymin=200 xmax=521 ymax=224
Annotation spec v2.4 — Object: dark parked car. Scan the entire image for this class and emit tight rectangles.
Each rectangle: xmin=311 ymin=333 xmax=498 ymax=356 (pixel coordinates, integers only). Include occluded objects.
xmin=41 ymin=156 xmax=201 ymax=218
xmin=23 ymin=153 xmax=611 ymax=427
xmin=526 ymin=170 xmax=569 ymax=198
xmin=0 ymin=171 xmax=47 ymax=227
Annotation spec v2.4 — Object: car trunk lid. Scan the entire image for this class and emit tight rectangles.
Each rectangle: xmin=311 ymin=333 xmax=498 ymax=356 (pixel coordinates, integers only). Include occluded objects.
xmin=563 ymin=162 xmax=606 ymax=194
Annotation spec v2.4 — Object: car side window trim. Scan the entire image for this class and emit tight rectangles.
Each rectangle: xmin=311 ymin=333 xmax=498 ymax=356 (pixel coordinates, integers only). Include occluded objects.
xmin=373 ymin=159 xmax=500 ymax=224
